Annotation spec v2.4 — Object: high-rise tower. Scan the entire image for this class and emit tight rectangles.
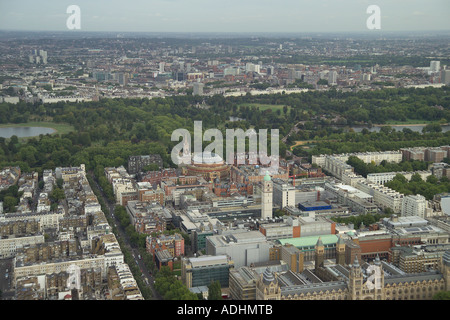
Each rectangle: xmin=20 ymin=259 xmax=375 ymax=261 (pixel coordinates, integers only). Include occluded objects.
xmin=261 ymin=172 xmax=273 ymax=220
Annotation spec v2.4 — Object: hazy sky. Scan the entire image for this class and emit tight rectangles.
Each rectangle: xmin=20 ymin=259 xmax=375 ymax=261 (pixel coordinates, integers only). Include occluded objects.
xmin=1 ymin=0 xmax=449 ymax=33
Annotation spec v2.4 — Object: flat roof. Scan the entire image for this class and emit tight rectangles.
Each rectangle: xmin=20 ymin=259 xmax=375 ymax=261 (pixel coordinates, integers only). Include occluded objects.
xmin=277 ymin=234 xmax=338 ymax=248
xmin=189 ymin=255 xmax=229 ymax=268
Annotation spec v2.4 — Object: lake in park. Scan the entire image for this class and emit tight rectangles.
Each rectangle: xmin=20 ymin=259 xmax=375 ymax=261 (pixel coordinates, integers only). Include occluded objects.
xmin=0 ymin=126 xmax=56 ymax=138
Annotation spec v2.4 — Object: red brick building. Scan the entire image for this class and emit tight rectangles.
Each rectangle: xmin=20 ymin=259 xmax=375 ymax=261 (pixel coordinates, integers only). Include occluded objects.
xmin=213 ymin=181 xmax=253 ymax=197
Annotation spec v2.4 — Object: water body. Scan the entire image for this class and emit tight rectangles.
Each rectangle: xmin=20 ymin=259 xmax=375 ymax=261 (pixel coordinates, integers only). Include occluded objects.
xmin=0 ymin=126 xmax=56 ymax=138
xmin=349 ymin=124 xmax=450 ymax=133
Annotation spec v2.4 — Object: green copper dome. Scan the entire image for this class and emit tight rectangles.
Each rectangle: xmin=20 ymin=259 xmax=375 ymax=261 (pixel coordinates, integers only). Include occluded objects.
xmin=264 ymin=172 xmax=271 ymax=181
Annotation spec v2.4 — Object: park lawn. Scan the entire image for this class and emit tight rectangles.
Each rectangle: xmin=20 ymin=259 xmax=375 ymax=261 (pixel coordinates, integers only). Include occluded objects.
xmin=239 ymin=103 xmax=290 ymax=112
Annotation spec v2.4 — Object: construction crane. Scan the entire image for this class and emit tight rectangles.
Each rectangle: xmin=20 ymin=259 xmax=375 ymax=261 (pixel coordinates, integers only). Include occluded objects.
xmin=288 ymin=172 xmax=308 ymax=186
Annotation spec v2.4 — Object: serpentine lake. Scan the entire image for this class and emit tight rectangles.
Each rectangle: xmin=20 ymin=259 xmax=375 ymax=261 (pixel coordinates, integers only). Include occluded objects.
xmin=0 ymin=126 xmax=56 ymax=138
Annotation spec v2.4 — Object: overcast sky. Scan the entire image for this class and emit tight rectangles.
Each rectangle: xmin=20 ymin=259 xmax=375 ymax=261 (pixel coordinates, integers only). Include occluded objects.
xmin=1 ymin=0 xmax=449 ymax=33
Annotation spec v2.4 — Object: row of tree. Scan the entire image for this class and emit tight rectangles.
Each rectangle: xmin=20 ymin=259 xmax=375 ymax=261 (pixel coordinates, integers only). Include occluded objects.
xmin=331 ymin=210 xmax=394 ymax=230
xmin=346 ymin=156 xmax=431 ymax=178
xmin=385 ymin=174 xmax=450 ymax=200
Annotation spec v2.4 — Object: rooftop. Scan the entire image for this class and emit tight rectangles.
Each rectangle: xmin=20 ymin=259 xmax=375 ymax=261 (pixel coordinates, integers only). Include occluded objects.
xmin=276 ymin=234 xmax=338 ymax=248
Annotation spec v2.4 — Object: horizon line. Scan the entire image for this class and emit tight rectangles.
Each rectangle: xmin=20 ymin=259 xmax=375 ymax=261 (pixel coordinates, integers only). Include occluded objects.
xmin=1 ymin=29 xmax=450 ymax=35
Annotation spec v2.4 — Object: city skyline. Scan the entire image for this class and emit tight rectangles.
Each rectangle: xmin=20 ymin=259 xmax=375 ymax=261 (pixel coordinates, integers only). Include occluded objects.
xmin=1 ymin=0 xmax=450 ymax=34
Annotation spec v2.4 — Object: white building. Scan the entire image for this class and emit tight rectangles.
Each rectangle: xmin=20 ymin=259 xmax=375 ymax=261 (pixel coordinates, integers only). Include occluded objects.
xmin=224 ymin=67 xmax=240 ymax=76
xmin=0 ymin=234 xmax=45 ymax=259
xmin=193 ymin=82 xmax=204 ymax=96
xmin=323 ymin=155 xmax=354 ymax=180
xmin=328 ymin=70 xmax=337 ymax=85
xmin=430 ymin=61 xmax=440 ymax=73
xmin=312 ymin=151 xmax=403 ymax=171
xmin=401 ymin=194 xmax=429 ymax=218
xmin=355 ymin=180 xmax=404 ymax=213
xmin=159 ymin=62 xmax=165 ymax=73
xmin=101 ymin=234 xmax=125 ymax=271
xmin=245 ymin=63 xmax=260 ymax=74
xmin=441 ymin=69 xmax=450 ymax=85
xmin=261 ymin=173 xmax=273 ymax=219
xmin=206 ymin=230 xmax=272 ymax=268
xmin=273 ymin=179 xmax=295 ymax=209
xmin=367 ymin=171 xmax=432 ymax=185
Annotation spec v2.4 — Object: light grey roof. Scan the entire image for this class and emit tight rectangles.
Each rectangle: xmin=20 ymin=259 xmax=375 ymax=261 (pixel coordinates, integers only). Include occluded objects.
xmin=262 ymin=267 xmax=276 ymax=285
xmin=443 ymin=250 xmax=450 ymax=267
xmin=281 ymin=281 xmax=347 ymax=296
xmin=278 ymin=270 xmax=311 ymax=286
xmin=384 ymin=271 xmax=443 ymax=285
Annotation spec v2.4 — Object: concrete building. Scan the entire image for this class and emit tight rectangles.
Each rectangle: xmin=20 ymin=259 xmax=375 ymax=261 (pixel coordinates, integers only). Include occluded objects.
xmin=280 ymin=244 xmax=305 ymax=273
xmin=441 ymin=69 xmax=450 ymax=85
xmin=430 ymin=60 xmax=441 ymax=73
xmin=206 ymin=230 xmax=272 ymax=268
xmin=325 ymin=183 xmax=377 ymax=214
xmin=276 ymin=234 xmax=339 ymax=262
xmin=367 ymin=171 xmax=432 ymax=185
xmin=273 ymin=178 xmax=296 ymax=209
xmin=426 ymin=148 xmax=447 ymax=163
xmin=259 ymin=217 xmax=299 ymax=241
xmin=400 ymin=146 xmax=449 ymax=163
xmin=328 ymin=70 xmax=337 ymax=85
xmin=355 ymin=180 xmax=404 ymax=213
xmin=382 ymin=215 xmax=428 ymax=229
xmin=0 ymin=234 xmax=45 ymax=259
xmin=127 ymin=155 xmax=163 ymax=175
xmin=401 ymin=194 xmax=429 ymax=218
xmin=389 ymin=246 xmax=443 ymax=273
xmin=193 ymin=82 xmax=204 ymax=96
xmin=181 ymin=255 xmax=234 ymax=289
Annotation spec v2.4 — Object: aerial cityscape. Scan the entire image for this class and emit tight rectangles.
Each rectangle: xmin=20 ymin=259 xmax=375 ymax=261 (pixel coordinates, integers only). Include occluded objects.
xmin=0 ymin=0 xmax=450 ymax=306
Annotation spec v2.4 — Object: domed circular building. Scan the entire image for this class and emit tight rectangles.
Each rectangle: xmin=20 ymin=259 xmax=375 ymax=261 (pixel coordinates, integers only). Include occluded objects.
xmin=186 ymin=152 xmax=231 ymax=180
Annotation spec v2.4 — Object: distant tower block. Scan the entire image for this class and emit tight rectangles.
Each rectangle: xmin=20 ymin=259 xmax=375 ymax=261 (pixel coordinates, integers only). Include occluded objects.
xmin=261 ymin=172 xmax=273 ymax=220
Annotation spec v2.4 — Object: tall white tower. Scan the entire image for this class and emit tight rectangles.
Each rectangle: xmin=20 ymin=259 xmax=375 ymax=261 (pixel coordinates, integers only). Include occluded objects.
xmin=261 ymin=172 xmax=273 ymax=220
xmin=430 ymin=61 xmax=440 ymax=73
xmin=328 ymin=70 xmax=337 ymax=85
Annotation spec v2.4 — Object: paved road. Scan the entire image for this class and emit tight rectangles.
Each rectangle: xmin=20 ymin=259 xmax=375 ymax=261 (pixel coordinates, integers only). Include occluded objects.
xmin=89 ymin=172 xmax=162 ymax=300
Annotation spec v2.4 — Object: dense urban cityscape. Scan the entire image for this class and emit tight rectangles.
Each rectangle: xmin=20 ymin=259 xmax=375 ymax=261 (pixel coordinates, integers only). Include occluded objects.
xmin=0 ymin=1 xmax=450 ymax=308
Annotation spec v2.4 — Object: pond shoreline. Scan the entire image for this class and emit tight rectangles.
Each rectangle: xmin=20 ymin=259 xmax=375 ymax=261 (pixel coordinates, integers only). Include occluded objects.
xmin=373 ymin=122 xmax=449 ymax=127
xmin=0 ymin=122 xmax=74 ymax=139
